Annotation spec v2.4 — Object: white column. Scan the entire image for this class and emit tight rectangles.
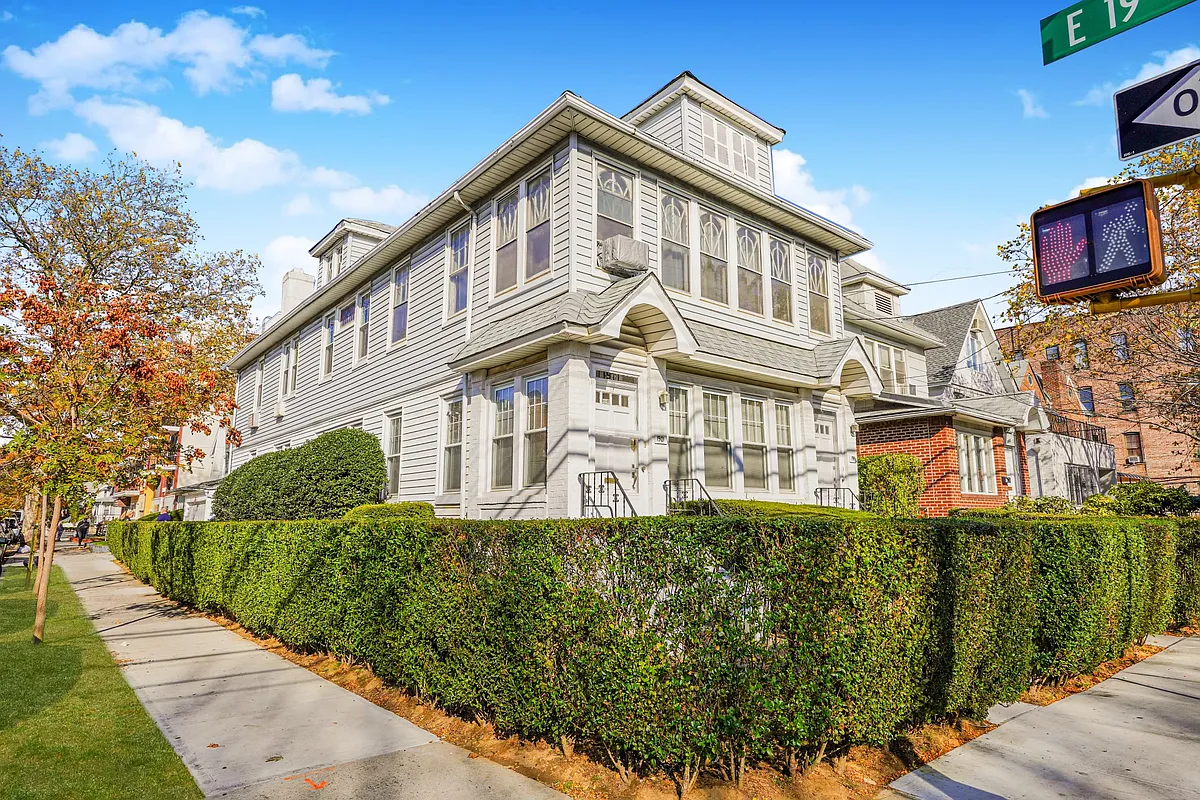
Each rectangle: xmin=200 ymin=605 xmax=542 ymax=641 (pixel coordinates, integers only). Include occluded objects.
xmin=643 ymin=355 xmax=669 ymax=515
xmin=546 ymin=342 xmax=592 ymax=518
xmin=799 ymin=389 xmax=819 ymax=504
xmin=462 ymin=368 xmax=488 ymax=519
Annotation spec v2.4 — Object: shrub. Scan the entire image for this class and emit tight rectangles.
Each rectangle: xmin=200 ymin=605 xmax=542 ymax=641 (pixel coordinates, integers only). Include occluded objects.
xmin=858 ymin=454 xmax=924 ymax=517
xmin=711 ymin=499 xmax=873 ymax=519
xmin=212 ymin=429 xmax=387 ymax=521
xmin=1107 ymin=481 xmax=1191 ymax=517
xmin=1079 ymin=494 xmax=1118 ymax=516
xmin=344 ymin=502 xmax=436 ymax=521
xmin=1176 ymin=520 xmax=1200 ymax=629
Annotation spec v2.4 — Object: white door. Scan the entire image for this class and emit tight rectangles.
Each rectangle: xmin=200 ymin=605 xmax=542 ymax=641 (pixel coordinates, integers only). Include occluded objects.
xmin=814 ymin=413 xmax=839 ymax=489
xmin=593 ymin=376 xmax=642 ymax=498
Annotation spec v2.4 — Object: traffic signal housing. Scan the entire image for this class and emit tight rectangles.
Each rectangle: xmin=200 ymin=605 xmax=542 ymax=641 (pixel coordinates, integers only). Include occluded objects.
xmin=1032 ymin=179 xmax=1165 ymax=304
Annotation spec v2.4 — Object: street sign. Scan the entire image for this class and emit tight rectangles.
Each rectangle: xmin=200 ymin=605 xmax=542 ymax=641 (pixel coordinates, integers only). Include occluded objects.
xmin=1041 ymin=0 xmax=1198 ymax=65
xmin=1116 ymin=58 xmax=1200 ymax=158
xmin=1032 ymin=179 xmax=1165 ymax=303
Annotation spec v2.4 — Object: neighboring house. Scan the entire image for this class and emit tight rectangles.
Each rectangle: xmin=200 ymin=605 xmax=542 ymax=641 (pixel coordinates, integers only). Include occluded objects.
xmin=226 ymin=72 xmax=886 ymax=518
xmin=843 ymin=264 xmax=1115 ymax=514
xmin=997 ymin=323 xmax=1200 ymax=493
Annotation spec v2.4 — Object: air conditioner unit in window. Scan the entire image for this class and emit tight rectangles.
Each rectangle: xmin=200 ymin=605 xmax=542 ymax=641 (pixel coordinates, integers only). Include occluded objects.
xmin=598 ymin=235 xmax=650 ymax=278
xmin=274 ymin=399 xmax=287 ymax=419
xmin=1126 ymin=456 xmax=1143 ymax=465
xmin=247 ymin=411 xmax=259 ymax=429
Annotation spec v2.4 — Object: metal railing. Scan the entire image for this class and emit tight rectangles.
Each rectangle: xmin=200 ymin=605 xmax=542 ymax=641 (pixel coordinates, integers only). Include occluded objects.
xmin=1046 ymin=410 xmax=1108 ymax=444
xmin=664 ymin=479 xmax=722 ymax=516
xmin=580 ymin=471 xmax=638 ymax=518
xmin=815 ymin=486 xmax=860 ymax=510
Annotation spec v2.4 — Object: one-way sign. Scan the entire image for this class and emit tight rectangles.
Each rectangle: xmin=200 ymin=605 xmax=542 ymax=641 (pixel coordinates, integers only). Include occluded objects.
xmin=1117 ymin=58 xmax=1200 ymax=160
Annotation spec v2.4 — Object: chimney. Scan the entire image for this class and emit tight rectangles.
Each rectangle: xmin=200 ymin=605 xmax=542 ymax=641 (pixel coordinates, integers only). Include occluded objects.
xmin=280 ymin=269 xmax=316 ymax=316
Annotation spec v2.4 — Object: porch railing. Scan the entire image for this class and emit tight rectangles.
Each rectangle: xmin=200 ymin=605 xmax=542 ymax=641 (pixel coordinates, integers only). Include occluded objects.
xmin=815 ymin=486 xmax=860 ymax=510
xmin=664 ymin=479 xmax=722 ymax=516
xmin=580 ymin=471 xmax=638 ymax=518
xmin=1046 ymin=410 xmax=1108 ymax=444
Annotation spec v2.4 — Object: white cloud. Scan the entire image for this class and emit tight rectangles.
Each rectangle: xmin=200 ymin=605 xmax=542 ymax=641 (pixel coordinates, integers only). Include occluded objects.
xmin=329 ymin=185 xmax=427 ymax=220
xmin=1017 ymin=89 xmax=1048 ymax=119
xmin=772 ymin=148 xmax=870 ymax=231
xmin=42 ymin=132 xmax=98 ymax=161
xmin=305 ymin=165 xmax=358 ymax=189
xmin=283 ymin=193 xmax=316 ymax=216
xmin=258 ymin=234 xmax=316 ymax=316
xmin=1065 ymin=176 xmax=1109 ymax=202
xmin=1076 ymin=45 xmax=1200 ymax=106
xmin=231 ymin=5 xmax=265 ymax=17
xmin=1 ymin=11 xmax=13 ymax=23
xmin=852 ymin=251 xmax=888 ymax=274
xmin=271 ymin=73 xmax=388 ymax=114
xmin=2 ymin=10 xmax=333 ymax=111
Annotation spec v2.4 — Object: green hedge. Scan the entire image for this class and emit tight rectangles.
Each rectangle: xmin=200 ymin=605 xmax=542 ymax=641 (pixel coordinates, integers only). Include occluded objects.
xmin=106 ymin=511 xmax=1185 ymax=779
xmin=344 ymin=502 xmax=436 ymax=521
xmin=212 ymin=429 xmax=387 ymax=521
xmin=1177 ymin=520 xmax=1200 ymax=629
xmin=711 ymin=499 xmax=874 ymax=519
xmin=858 ymin=454 xmax=924 ymax=518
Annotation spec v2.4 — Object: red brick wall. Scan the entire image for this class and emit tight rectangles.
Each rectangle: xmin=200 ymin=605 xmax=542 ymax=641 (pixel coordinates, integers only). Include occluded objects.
xmin=858 ymin=415 xmax=1010 ymax=517
xmin=1017 ymin=432 xmax=1031 ymax=497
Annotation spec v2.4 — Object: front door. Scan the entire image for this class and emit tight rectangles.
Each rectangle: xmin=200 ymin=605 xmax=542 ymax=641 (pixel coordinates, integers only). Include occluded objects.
xmin=593 ymin=372 xmax=642 ymax=501
xmin=814 ymin=412 xmax=840 ymax=489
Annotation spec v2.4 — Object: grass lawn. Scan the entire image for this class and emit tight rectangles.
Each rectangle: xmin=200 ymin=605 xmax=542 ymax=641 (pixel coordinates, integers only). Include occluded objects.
xmin=0 ymin=562 xmax=202 ymax=800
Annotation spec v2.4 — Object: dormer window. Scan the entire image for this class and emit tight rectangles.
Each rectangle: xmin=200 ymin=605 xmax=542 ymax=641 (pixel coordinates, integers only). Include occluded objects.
xmin=702 ymin=111 xmax=756 ymax=181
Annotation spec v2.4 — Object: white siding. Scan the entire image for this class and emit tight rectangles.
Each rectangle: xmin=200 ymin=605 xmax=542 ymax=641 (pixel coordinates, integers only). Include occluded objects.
xmin=638 ymin=97 xmax=684 ymax=151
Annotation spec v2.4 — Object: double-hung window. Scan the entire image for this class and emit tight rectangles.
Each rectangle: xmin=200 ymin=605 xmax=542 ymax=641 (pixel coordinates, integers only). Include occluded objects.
xmin=443 ymin=398 xmax=463 ymax=493
xmin=1112 ymin=333 xmax=1130 ymax=362
xmin=660 ymin=192 xmax=690 ymax=292
xmin=702 ymin=112 xmax=757 ymax=181
xmin=700 ymin=208 xmax=728 ymax=305
xmin=869 ymin=341 xmax=909 ymax=394
xmin=391 ymin=264 xmax=409 ymax=344
xmin=1045 ymin=345 xmax=1060 ymax=361
xmin=495 ymin=190 xmax=520 ymax=294
xmin=1078 ymin=387 xmax=1095 ymax=414
xmin=1073 ymin=340 xmax=1089 ymax=369
xmin=668 ymin=386 xmax=691 ymax=481
xmin=958 ymin=431 xmax=995 ymax=494
xmin=807 ymin=253 xmax=831 ymax=335
xmin=287 ymin=337 xmax=299 ymax=396
xmin=736 ymin=224 xmax=764 ymax=315
xmin=356 ymin=291 xmax=370 ymax=362
xmin=775 ymin=402 xmax=796 ymax=492
xmin=526 ymin=169 xmax=552 ymax=280
xmin=254 ymin=358 xmax=265 ymax=410
xmin=967 ymin=329 xmax=986 ymax=371
xmin=740 ymin=398 xmax=767 ymax=490
xmin=1118 ymin=382 xmax=1137 ymax=409
xmin=385 ymin=411 xmax=402 ymax=497
xmin=524 ymin=376 xmax=548 ymax=486
xmin=596 ymin=164 xmax=634 ymax=244
xmin=321 ymin=315 xmax=335 ymax=379
xmin=703 ymin=391 xmax=732 ymax=488
xmin=769 ymin=238 xmax=792 ymax=323
xmin=448 ymin=224 xmax=470 ymax=316
xmin=1124 ymin=432 xmax=1144 ymax=461
xmin=279 ymin=340 xmax=297 ymax=398
xmin=492 ymin=385 xmax=515 ymax=490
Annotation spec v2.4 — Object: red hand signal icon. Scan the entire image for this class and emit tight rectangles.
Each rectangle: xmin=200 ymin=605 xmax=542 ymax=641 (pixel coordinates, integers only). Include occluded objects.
xmin=1040 ymin=220 xmax=1088 ymax=284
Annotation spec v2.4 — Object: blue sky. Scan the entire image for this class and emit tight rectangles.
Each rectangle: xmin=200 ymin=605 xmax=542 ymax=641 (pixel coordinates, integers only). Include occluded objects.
xmin=1 ymin=1 xmax=1198 ymax=322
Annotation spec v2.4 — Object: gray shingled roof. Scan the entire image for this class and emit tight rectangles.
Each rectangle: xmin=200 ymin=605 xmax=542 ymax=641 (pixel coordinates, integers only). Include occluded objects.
xmin=905 ymin=300 xmax=981 ymax=387
xmin=843 ymin=297 xmax=945 ymax=345
xmin=451 ymin=275 xmax=650 ymax=364
xmin=689 ymin=323 xmax=859 ymax=381
xmin=346 ymin=218 xmax=397 ymax=235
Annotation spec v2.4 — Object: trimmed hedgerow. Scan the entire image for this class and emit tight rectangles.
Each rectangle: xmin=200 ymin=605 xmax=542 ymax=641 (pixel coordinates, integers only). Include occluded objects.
xmin=343 ymin=502 xmax=436 ymax=521
xmin=711 ymin=499 xmax=874 ymax=519
xmin=858 ymin=454 xmax=924 ymax=518
xmin=1176 ymin=520 xmax=1200 ymax=629
xmin=105 ymin=511 xmax=1187 ymax=783
xmin=212 ymin=429 xmax=386 ymax=521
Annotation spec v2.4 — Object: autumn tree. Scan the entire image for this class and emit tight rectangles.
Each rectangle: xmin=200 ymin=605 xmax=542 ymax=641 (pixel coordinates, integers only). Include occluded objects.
xmin=0 ymin=147 xmax=260 ymax=641
xmin=999 ymin=140 xmax=1200 ymax=448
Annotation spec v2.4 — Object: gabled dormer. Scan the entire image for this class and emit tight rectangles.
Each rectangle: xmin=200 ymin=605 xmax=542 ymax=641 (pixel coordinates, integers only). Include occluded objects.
xmin=840 ymin=258 xmax=909 ymax=318
xmin=311 ymin=218 xmax=397 ymax=290
xmin=623 ymin=71 xmax=783 ymax=195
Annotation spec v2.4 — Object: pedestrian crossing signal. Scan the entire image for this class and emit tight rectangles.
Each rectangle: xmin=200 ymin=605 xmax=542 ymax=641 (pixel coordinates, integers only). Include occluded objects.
xmin=1032 ymin=180 xmax=1165 ymax=304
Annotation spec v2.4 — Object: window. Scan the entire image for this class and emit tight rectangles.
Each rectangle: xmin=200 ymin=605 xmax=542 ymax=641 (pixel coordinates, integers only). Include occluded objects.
xmin=741 ymin=398 xmax=767 ymax=490
xmin=660 ymin=192 xmax=690 ymax=292
xmin=448 ymin=224 xmax=470 ymax=315
xmin=1118 ymin=382 xmax=1136 ymax=409
xmin=495 ymin=189 xmax=519 ymax=293
xmin=1180 ymin=329 xmax=1197 ymax=352
xmin=769 ymin=238 xmax=792 ymax=323
xmin=356 ymin=291 xmax=371 ymax=362
xmin=1124 ymin=431 xmax=1144 ymax=461
xmin=1078 ymin=386 xmax=1095 ymax=414
xmin=524 ymin=376 xmax=548 ymax=486
xmin=280 ymin=339 xmax=298 ymax=398
xmin=808 ymin=253 xmax=831 ymax=335
xmin=701 ymin=112 xmax=757 ymax=181
xmin=868 ymin=341 xmax=909 ymax=395
xmin=443 ymin=398 xmax=463 ymax=493
xmin=1066 ymin=464 xmax=1099 ymax=506
xmin=254 ymin=358 xmax=265 ymax=409
xmin=1045 ymin=345 xmax=1060 ymax=361
xmin=1012 ymin=349 xmax=1025 ymax=362
xmin=699 ymin=208 xmax=728 ymax=304
xmin=1112 ymin=332 xmax=1129 ymax=362
xmin=331 ymin=247 xmax=341 ymax=277
xmin=391 ymin=264 xmax=409 ymax=343
xmin=776 ymin=402 xmax=796 ymax=492
xmin=526 ymin=169 xmax=552 ymax=280
xmin=1073 ymin=340 xmax=1089 ymax=369
xmin=492 ymin=385 xmax=515 ymax=489
xmin=736 ymin=224 xmax=764 ymax=315
xmin=967 ymin=328 xmax=987 ymax=371
xmin=703 ymin=391 xmax=732 ymax=488
xmin=385 ymin=412 xmax=402 ymax=497
xmin=596 ymin=164 xmax=634 ymax=244
xmin=338 ymin=302 xmax=355 ymax=330
xmin=321 ymin=314 xmax=335 ymax=378
xmin=958 ymin=431 xmax=995 ymax=494
xmin=668 ymin=386 xmax=691 ymax=481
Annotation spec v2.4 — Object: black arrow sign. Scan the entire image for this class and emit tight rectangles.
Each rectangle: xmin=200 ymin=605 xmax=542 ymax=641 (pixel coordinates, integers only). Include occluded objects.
xmin=1116 ymin=58 xmax=1200 ymax=160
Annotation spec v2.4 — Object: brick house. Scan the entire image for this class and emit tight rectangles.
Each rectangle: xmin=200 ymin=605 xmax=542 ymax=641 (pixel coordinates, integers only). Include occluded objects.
xmin=843 ymin=263 xmax=1115 ymax=515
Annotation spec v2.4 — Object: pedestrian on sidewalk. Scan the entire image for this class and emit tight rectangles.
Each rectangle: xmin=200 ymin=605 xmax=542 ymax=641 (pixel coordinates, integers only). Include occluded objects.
xmin=55 ymin=520 xmax=65 ymax=541
xmin=76 ymin=517 xmax=90 ymax=548
xmin=155 ymin=509 xmax=171 ymax=522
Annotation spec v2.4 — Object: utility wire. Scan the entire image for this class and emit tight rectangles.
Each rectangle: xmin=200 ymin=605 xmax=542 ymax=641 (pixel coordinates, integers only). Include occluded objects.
xmin=905 ymin=270 xmax=1014 ymax=286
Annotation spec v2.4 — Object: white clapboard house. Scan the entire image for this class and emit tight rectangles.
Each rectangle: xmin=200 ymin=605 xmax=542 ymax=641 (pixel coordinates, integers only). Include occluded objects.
xmin=227 ymin=72 xmax=886 ymax=518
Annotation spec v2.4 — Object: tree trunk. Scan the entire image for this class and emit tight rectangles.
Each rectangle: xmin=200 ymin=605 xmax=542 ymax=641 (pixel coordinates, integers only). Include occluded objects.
xmin=24 ymin=493 xmax=41 ymax=589
xmin=32 ymin=495 xmax=62 ymax=644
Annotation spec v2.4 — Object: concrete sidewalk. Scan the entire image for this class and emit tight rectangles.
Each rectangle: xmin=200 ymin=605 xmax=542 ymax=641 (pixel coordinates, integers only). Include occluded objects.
xmin=888 ymin=635 xmax=1200 ymax=800
xmin=58 ymin=550 xmax=565 ymax=799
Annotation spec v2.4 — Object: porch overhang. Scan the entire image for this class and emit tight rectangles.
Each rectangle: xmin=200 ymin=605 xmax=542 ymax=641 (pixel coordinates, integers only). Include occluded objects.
xmin=817 ymin=337 xmax=884 ymax=398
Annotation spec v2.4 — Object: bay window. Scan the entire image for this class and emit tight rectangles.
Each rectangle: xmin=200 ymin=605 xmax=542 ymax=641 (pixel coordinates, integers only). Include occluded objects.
xmin=700 ymin=208 xmax=728 ymax=305
xmin=703 ymin=391 xmax=732 ymax=488
xmin=741 ymin=398 xmax=767 ymax=489
xmin=660 ymin=192 xmax=690 ymax=292
xmin=391 ymin=263 xmax=409 ymax=344
xmin=443 ymin=398 xmax=463 ymax=493
xmin=526 ymin=169 xmax=552 ymax=280
xmin=736 ymin=224 xmax=763 ymax=315
xmin=448 ymin=224 xmax=470 ymax=316
xmin=596 ymin=164 xmax=634 ymax=244
xmin=524 ymin=376 xmax=548 ymax=486
xmin=958 ymin=431 xmax=995 ymax=494
xmin=668 ymin=386 xmax=691 ymax=481
xmin=492 ymin=385 xmax=515 ymax=489
xmin=770 ymin=238 xmax=792 ymax=323
xmin=808 ymin=253 xmax=831 ymax=335
xmin=495 ymin=190 xmax=519 ymax=293
xmin=775 ymin=402 xmax=796 ymax=492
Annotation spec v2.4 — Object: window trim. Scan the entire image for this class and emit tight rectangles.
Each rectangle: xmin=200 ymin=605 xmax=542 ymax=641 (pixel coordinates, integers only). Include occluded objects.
xmin=734 ymin=220 xmax=766 ymax=317
xmin=667 ymin=384 xmax=693 ymax=483
xmin=320 ymin=313 xmax=336 ymax=381
xmin=701 ymin=109 xmax=758 ymax=182
xmin=354 ymin=288 xmax=372 ymax=366
xmin=445 ymin=221 xmax=472 ymax=321
xmin=957 ymin=429 xmax=996 ymax=495
xmin=593 ymin=158 xmax=638 ymax=254
xmin=806 ymin=250 xmax=833 ymax=338
xmin=254 ymin=357 xmax=265 ymax=411
xmin=492 ymin=160 xmax=556 ymax=301
xmin=702 ymin=389 xmax=733 ymax=489
xmin=490 ymin=382 xmax=517 ymax=491
xmin=659 ymin=189 xmax=691 ymax=295
xmin=389 ymin=260 xmax=411 ymax=349
xmin=383 ymin=409 xmax=403 ymax=499
xmin=279 ymin=338 xmax=298 ymax=399
xmin=698 ymin=204 xmax=732 ymax=307
xmin=440 ymin=394 xmax=465 ymax=495
xmin=739 ymin=395 xmax=769 ymax=491
xmin=1078 ymin=386 xmax=1095 ymax=414
xmin=522 ymin=374 xmax=549 ymax=488
xmin=774 ymin=401 xmax=797 ymax=493
xmin=768 ymin=236 xmax=794 ymax=324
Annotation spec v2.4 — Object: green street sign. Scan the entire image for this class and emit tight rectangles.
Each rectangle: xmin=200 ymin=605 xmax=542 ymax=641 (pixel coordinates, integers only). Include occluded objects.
xmin=1041 ymin=0 xmax=1198 ymax=64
